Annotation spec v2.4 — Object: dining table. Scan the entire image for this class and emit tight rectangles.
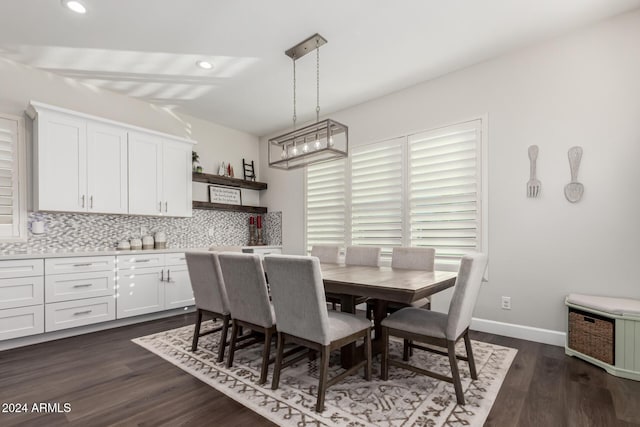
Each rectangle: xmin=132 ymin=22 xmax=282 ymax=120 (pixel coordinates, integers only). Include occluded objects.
xmin=320 ymin=263 xmax=457 ymax=368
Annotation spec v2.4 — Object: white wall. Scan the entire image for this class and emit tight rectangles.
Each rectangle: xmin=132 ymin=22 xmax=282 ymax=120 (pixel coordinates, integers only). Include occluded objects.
xmin=0 ymin=56 xmax=260 ymax=199
xmin=260 ymin=9 xmax=640 ymax=334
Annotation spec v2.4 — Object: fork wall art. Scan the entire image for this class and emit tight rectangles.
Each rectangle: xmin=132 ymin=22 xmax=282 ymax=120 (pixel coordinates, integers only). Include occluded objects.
xmin=527 ymin=145 xmax=541 ymax=198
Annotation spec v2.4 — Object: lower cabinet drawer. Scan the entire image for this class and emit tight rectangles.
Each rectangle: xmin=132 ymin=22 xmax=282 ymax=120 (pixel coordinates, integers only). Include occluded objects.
xmin=45 ymin=296 xmax=115 ymax=332
xmin=0 ymin=276 xmax=44 ymax=310
xmin=45 ymin=271 xmax=115 ymax=303
xmin=0 ymin=305 xmax=44 ymax=341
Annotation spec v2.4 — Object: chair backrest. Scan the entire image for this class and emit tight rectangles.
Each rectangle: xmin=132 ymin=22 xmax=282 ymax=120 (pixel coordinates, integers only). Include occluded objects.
xmin=345 ymin=246 xmax=381 ymax=267
xmin=264 ymin=255 xmax=331 ymax=345
xmin=185 ymin=252 xmax=230 ymax=315
xmin=391 ymin=247 xmax=435 ymax=271
xmin=218 ymin=252 xmax=275 ymax=328
xmin=209 ymin=245 xmax=243 ymax=252
xmin=310 ymin=245 xmax=340 ymax=264
xmin=446 ymin=253 xmax=489 ymax=340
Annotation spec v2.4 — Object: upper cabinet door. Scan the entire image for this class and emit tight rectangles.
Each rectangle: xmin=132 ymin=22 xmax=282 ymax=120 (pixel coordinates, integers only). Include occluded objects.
xmin=128 ymin=132 xmax=163 ymax=216
xmin=86 ymin=122 xmax=128 ymax=214
xmin=163 ymin=141 xmax=192 ymax=217
xmin=36 ymin=112 xmax=87 ymax=212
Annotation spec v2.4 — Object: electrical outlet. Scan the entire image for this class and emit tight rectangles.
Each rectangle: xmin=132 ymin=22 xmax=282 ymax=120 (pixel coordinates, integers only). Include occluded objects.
xmin=501 ymin=296 xmax=511 ymax=310
xmin=208 ymin=227 xmax=215 ymax=237
xmin=140 ymin=226 xmax=147 ymax=236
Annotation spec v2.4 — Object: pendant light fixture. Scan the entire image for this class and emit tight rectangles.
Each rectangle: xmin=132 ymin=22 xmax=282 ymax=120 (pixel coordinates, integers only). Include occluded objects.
xmin=268 ymin=34 xmax=348 ymax=170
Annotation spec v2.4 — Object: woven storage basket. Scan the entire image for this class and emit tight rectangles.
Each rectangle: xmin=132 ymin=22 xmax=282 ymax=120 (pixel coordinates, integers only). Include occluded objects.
xmin=568 ymin=308 xmax=614 ymax=365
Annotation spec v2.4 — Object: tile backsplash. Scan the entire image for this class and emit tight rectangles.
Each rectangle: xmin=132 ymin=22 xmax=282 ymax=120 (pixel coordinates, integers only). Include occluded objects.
xmin=0 ymin=210 xmax=282 ymax=254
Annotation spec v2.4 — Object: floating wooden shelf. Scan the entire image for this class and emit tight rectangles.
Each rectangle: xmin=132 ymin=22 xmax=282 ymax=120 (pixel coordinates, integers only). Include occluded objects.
xmin=192 ymin=172 xmax=267 ymax=190
xmin=192 ymin=201 xmax=267 ymax=214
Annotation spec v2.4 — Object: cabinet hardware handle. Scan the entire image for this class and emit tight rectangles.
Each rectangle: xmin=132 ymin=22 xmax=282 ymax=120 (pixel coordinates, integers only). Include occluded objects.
xmin=73 ymin=263 xmax=92 ymax=267
xmin=178 ymin=257 xmax=185 ymax=261
xmin=167 ymin=269 xmax=171 ymax=283
xmin=81 ymin=195 xmax=85 ymax=208
xmin=73 ymin=284 xmax=92 ymax=288
xmin=160 ymin=270 xmax=164 ymax=282
xmin=135 ymin=259 xmax=151 ymax=263
xmin=73 ymin=310 xmax=92 ymax=316
xmin=159 ymin=201 xmax=162 ymax=212
xmin=165 ymin=201 xmax=168 ymax=212
xmin=90 ymin=196 xmax=94 ymax=209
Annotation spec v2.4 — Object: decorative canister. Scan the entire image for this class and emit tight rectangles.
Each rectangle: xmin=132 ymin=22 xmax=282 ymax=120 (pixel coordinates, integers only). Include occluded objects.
xmin=130 ymin=238 xmax=142 ymax=250
xmin=117 ymin=240 xmax=131 ymax=250
xmin=154 ymin=231 xmax=167 ymax=249
xmin=142 ymin=235 xmax=155 ymax=250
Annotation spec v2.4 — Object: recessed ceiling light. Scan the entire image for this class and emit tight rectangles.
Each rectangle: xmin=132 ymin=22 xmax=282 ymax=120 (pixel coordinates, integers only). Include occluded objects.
xmin=196 ymin=60 xmax=214 ymax=70
xmin=62 ymin=0 xmax=87 ymax=14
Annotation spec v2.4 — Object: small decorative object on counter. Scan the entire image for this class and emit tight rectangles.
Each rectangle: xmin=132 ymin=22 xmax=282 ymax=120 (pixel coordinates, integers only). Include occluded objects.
xmin=196 ymin=165 xmax=203 ymax=173
xmin=155 ymin=231 xmax=167 ymax=249
xmin=142 ymin=235 xmax=154 ymax=250
xmin=130 ymin=238 xmax=142 ymax=250
xmin=117 ymin=240 xmax=131 ymax=250
xmin=256 ymin=215 xmax=264 ymax=245
xmin=248 ymin=216 xmax=256 ymax=246
xmin=218 ymin=161 xmax=226 ymax=176
xmin=192 ymin=151 xmax=200 ymax=172
xmin=243 ymin=158 xmax=256 ymax=181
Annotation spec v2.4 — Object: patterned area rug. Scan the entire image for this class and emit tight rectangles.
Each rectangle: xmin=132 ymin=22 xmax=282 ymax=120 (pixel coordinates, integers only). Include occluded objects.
xmin=133 ymin=322 xmax=516 ymax=426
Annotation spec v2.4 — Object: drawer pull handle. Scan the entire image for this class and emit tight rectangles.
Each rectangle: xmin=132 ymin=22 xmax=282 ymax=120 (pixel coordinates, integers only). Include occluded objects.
xmin=583 ymin=316 xmax=595 ymax=323
xmin=73 ymin=310 xmax=92 ymax=316
xmin=135 ymin=259 xmax=151 ymax=263
xmin=73 ymin=284 xmax=93 ymax=288
xmin=73 ymin=263 xmax=93 ymax=267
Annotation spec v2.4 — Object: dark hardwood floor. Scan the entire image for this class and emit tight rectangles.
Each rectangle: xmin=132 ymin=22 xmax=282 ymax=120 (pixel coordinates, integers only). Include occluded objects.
xmin=0 ymin=314 xmax=638 ymax=426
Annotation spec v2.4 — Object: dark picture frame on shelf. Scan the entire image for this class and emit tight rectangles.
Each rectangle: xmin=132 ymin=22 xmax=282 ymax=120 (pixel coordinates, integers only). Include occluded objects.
xmin=208 ymin=185 xmax=242 ymax=206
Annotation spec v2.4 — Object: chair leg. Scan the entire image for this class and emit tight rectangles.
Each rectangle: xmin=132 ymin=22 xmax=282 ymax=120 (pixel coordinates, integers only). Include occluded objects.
xmin=364 ymin=330 xmax=372 ymax=381
xmin=463 ymin=330 xmax=477 ymax=380
xmin=381 ymin=326 xmax=389 ymax=380
xmin=402 ymin=339 xmax=410 ymax=361
xmin=226 ymin=320 xmax=239 ymax=368
xmin=316 ymin=345 xmax=330 ymax=412
xmin=447 ymin=340 xmax=465 ymax=405
xmin=216 ymin=315 xmax=230 ymax=363
xmin=191 ymin=309 xmax=203 ymax=351
xmin=259 ymin=328 xmax=273 ymax=385
xmin=271 ymin=333 xmax=285 ymax=390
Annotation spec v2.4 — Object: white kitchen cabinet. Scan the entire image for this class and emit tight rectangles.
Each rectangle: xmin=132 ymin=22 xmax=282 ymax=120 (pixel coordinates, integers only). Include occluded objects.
xmin=31 ymin=106 xmax=129 ymax=214
xmin=44 ymin=255 xmax=117 ymax=332
xmin=117 ymin=253 xmax=193 ymax=319
xmin=28 ymin=102 xmax=195 ymax=217
xmin=128 ymin=132 xmax=192 ymax=217
xmin=164 ymin=253 xmax=194 ymax=309
xmin=0 ymin=259 xmax=44 ymax=340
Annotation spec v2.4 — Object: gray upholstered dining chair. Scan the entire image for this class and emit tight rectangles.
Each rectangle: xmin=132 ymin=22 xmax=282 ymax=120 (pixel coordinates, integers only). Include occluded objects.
xmin=264 ymin=254 xmax=372 ymax=413
xmin=345 ymin=246 xmax=381 ymax=266
xmin=185 ymin=252 xmax=231 ymax=363
xmin=380 ymin=252 xmax=488 ymax=406
xmin=367 ymin=246 xmax=435 ymax=316
xmin=310 ymin=245 xmax=340 ymax=263
xmin=218 ymin=252 xmax=276 ymax=385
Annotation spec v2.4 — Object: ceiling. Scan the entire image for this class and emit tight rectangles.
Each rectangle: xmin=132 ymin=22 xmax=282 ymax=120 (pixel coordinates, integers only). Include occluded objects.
xmin=0 ymin=1 xmax=638 ymax=136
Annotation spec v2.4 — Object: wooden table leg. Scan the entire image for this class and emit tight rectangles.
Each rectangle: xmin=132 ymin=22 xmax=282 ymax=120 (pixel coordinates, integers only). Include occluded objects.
xmin=372 ymin=299 xmax=388 ymax=341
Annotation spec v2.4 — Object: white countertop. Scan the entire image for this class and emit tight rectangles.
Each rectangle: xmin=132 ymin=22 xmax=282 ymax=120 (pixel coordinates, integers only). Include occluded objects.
xmin=0 ymin=246 xmax=283 ymax=261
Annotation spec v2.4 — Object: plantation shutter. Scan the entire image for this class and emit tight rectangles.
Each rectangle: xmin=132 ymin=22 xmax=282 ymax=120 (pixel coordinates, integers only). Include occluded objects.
xmin=306 ymin=159 xmax=346 ymax=252
xmin=0 ymin=116 xmax=23 ymax=238
xmin=408 ymin=121 xmax=481 ymax=261
xmin=350 ymin=138 xmax=403 ymax=256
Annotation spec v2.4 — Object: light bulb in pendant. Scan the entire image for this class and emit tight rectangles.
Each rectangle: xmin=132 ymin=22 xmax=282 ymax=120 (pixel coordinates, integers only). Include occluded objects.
xmin=292 ymin=144 xmax=298 ymax=156
xmin=314 ymin=137 xmax=321 ymax=150
xmin=280 ymin=146 xmax=287 ymax=159
xmin=302 ymin=142 xmax=309 ymax=153
xmin=328 ymin=136 xmax=334 ymax=147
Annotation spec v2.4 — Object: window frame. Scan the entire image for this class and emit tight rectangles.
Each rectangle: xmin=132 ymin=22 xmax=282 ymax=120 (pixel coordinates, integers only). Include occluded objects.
xmin=304 ymin=115 xmax=488 ymax=270
xmin=0 ymin=112 xmax=27 ymax=242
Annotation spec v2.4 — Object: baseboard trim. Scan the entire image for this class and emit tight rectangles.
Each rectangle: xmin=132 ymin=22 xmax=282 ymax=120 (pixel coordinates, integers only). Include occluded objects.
xmin=470 ymin=317 xmax=566 ymax=347
xmin=0 ymin=307 xmax=195 ymax=351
